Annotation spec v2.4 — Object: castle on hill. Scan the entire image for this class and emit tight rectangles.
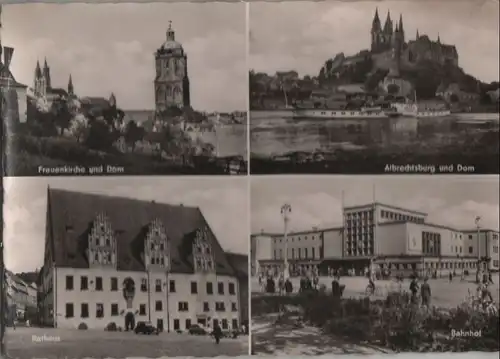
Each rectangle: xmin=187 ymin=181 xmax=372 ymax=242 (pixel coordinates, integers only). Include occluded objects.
xmin=321 ymin=9 xmax=459 ymax=94
xmin=370 ymin=9 xmax=458 ymax=69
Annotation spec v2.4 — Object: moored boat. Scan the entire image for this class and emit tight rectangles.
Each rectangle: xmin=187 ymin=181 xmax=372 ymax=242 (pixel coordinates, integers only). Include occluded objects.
xmin=292 ymin=108 xmax=391 ymax=120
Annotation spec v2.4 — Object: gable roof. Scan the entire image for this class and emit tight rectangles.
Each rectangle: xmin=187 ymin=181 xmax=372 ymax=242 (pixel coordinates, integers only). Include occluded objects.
xmin=46 ymin=188 xmax=235 ymax=276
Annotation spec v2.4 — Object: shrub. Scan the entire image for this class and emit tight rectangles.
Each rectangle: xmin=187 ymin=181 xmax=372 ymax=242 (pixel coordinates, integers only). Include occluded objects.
xmin=257 ymin=288 xmax=500 ymax=352
xmin=106 ymin=322 xmax=117 ymax=331
xmin=78 ymin=323 xmax=88 ymax=330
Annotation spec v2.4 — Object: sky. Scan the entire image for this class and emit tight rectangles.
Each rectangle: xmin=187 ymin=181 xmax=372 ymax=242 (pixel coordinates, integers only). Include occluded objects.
xmin=3 ymin=177 xmax=249 ymax=273
xmin=2 ymin=2 xmax=246 ymax=111
xmin=250 ymin=0 xmax=500 ymax=83
xmin=251 ymin=176 xmax=500 ymax=234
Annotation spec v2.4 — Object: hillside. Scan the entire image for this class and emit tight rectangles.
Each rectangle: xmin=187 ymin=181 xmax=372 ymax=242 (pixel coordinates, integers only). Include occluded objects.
xmin=250 ymin=52 xmax=499 ymax=109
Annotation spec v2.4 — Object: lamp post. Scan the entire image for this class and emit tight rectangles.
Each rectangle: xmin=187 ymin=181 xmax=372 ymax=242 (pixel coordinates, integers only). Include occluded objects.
xmin=475 ymin=216 xmax=481 ymax=282
xmin=281 ymin=204 xmax=292 ymax=280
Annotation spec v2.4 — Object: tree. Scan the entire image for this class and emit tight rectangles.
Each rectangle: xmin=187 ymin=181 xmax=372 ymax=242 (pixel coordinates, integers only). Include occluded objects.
xmin=449 ymin=94 xmax=460 ymax=103
xmin=124 ymin=120 xmax=145 ymax=152
xmin=84 ymin=117 xmax=116 ymax=151
xmin=50 ymin=99 xmax=72 ymax=135
xmin=68 ymin=114 xmax=90 ymax=142
xmin=387 ymin=84 xmax=400 ymax=95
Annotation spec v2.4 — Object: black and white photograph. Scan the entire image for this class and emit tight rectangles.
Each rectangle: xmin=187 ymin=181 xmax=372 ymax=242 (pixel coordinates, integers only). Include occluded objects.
xmin=3 ymin=176 xmax=249 ymax=358
xmin=250 ymin=176 xmax=499 ymax=354
xmin=249 ymin=0 xmax=500 ymax=174
xmin=1 ymin=2 xmax=247 ymax=176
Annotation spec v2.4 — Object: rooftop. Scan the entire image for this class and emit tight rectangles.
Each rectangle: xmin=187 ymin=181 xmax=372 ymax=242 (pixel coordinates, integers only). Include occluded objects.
xmin=46 ymin=188 xmax=236 ymax=276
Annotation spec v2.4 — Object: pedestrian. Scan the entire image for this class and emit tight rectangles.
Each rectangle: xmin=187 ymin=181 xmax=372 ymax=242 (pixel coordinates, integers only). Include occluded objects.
xmin=213 ymin=322 xmax=222 ymax=344
xmin=285 ymin=278 xmax=293 ymax=294
xmin=448 ymin=272 xmax=453 ymax=282
xmin=410 ymin=276 xmax=419 ymax=304
xmin=488 ymin=272 xmax=494 ymax=284
xmin=421 ymin=277 xmax=431 ymax=307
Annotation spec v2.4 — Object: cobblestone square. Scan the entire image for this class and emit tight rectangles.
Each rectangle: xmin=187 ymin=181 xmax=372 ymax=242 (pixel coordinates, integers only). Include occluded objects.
xmin=6 ymin=327 xmax=248 ymax=359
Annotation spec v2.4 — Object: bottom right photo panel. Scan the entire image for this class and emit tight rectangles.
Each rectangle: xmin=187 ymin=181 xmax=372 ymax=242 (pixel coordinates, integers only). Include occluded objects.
xmin=250 ymin=175 xmax=499 ymax=355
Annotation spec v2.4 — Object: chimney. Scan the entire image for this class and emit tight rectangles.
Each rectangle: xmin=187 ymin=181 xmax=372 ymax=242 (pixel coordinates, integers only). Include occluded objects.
xmin=4 ymin=46 xmax=13 ymax=69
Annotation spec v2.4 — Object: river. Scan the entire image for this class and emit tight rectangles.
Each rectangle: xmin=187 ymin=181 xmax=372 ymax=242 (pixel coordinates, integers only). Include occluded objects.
xmin=250 ymin=111 xmax=499 ymax=158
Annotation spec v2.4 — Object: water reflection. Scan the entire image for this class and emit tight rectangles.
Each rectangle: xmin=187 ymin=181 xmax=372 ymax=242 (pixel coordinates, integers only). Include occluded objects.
xmin=250 ymin=111 xmax=499 ymax=157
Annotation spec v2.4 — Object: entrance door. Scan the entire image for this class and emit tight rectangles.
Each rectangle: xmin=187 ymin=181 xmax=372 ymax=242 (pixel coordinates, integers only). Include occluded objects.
xmin=157 ymin=319 xmax=164 ymax=332
xmin=212 ymin=319 xmax=219 ymax=328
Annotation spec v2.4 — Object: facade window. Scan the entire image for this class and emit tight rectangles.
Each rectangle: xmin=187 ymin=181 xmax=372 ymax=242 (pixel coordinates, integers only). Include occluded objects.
xmin=215 ymin=302 xmax=225 ymax=312
xmin=228 ymin=283 xmax=235 ymax=295
xmin=292 ymin=248 xmax=295 ymax=259
xmin=469 ymin=235 xmax=473 ymax=240
xmin=139 ymin=304 xmax=146 ymax=315
xmin=66 ymin=276 xmax=74 ymax=290
xmin=206 ymin=282 xmax=213 ymax=295
xmin=231 ymin=302 xmax=237 ymax=312
xmin=178 ymin=302 xmax=189 ymax=312
xmin=110 ymin=277 xmax=118 ymax=291
xmin=191 ymin=281 xmax=198 ymax=294
xmin=80 ymin=276 xmax=88 ymax=290
xmin=81 ymin=303 xmax=89 ymax=318
xmin=273 ymin=250 xmax=277 ymax=259
xmin=95 ymin=277 xmax=103 ymax=291
xmin=169 ymin=280 xmax=176 ymax=292
xmin=203 ymin=302 xmax=210 ymax=312
xmin=232 ymin=319 xmax=238 ymax=329
xmin=141 ymin=279 xmax=147 ymax=292
xmin=173 ymin=319 xmax=180 ymax=331
xmin=111 ymin=303 xmax=119 ymax=316
xmin=304 ymin=248 xmax=308 ymax=259
xmin=312 ymin=247 xmax=315 ymax=259
xmin=96 ymin=303 xmax=104 ymax=318
xmin=185 ymin=319 xmax=191 ymax=330
xmin=65 ymin=303 xmax=74 ymax=318
xmin=222 ymin=319 xmax=228 ymax=329
xmin=469 ymin=246 xmax=473 ymax=254
xmin=218 ymin=282 xmax=224 ymax=295
xmin=155 ymin=300 xmax=163 ymax=311
xmin=155 ymin=279 xmax=162 ymax=292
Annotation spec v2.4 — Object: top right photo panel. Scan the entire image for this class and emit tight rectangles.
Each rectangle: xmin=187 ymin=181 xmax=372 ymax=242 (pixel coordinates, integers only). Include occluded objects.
xmin=249 ymin=0 xmax=499 ymax=175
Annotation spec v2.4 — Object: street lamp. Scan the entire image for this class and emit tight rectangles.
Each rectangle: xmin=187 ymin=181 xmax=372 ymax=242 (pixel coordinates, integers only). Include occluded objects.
xmin=281 ymin=204 xmax=292 ymax=280
xmin=475 ymin=216 xmax=481 ymax=282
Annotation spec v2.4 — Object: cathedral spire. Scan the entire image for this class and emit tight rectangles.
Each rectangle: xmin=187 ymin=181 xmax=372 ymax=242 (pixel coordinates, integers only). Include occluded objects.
xmin=416 ymin=29 xmax=419 ymax=39
xmin=437 ymin=33 xmax=441 ymax=43
xmin=35 ymin=60 xmax=42 ymax=78
xmin=166 ymin=20 xmax=175 ymax=41
xmin=399 ymin=14 xmax=404 ymax=33
xmin=372 ymin=7 xmax=381 ymax=31
xmin=384 ymin=10 xmax=393 ymax=33
xmin=68 ymin=74 xmax=74 ymax=95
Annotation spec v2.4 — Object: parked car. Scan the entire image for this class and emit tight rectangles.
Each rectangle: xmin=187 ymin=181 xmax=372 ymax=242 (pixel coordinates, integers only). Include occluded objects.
xmin=188 ymin=324 xmax=208 ymax=335
xmin=134 ymin=321 xmax=159 ymax=335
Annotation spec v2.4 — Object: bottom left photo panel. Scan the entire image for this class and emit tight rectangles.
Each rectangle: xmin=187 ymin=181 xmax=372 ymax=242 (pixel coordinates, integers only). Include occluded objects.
xmin=2 ymin=176 xmax=249 ymax=358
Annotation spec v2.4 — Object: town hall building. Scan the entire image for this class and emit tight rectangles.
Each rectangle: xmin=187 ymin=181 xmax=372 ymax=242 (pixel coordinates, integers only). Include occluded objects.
xmin=38 ymin=188 xmax=243 ymax=332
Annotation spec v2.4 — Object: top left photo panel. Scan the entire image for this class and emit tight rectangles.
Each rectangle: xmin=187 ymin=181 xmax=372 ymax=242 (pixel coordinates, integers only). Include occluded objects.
xmin=0 ymin=2 xmax=248 ymax=176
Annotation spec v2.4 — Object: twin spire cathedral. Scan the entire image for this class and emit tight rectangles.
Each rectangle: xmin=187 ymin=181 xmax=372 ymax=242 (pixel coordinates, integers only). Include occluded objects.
xmin=370 ymin=8 xmax=406 ymax=54
xmin=33 ymin=58 xmax=74 ymax=99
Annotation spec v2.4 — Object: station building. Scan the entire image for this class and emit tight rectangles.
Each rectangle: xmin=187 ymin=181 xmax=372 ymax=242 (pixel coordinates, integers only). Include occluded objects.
xmin=252 ymin=202 xmax=499 ymax=278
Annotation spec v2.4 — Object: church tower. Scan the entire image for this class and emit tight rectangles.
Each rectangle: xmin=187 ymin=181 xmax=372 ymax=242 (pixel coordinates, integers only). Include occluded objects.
xmin=370 ymin=8 xmax=382 ymax=52
xmin=388 ymin=21 xmax=402 ymax=78
xmin=154 ymin=21 xmax=191 ymax=113
xmin=68 ymin=74 xmax=74 ymax=96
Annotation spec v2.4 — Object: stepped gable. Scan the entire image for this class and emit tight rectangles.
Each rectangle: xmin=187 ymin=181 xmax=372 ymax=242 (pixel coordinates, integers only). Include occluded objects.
xmin=46 ymin=188 xmax=235 ymax=276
